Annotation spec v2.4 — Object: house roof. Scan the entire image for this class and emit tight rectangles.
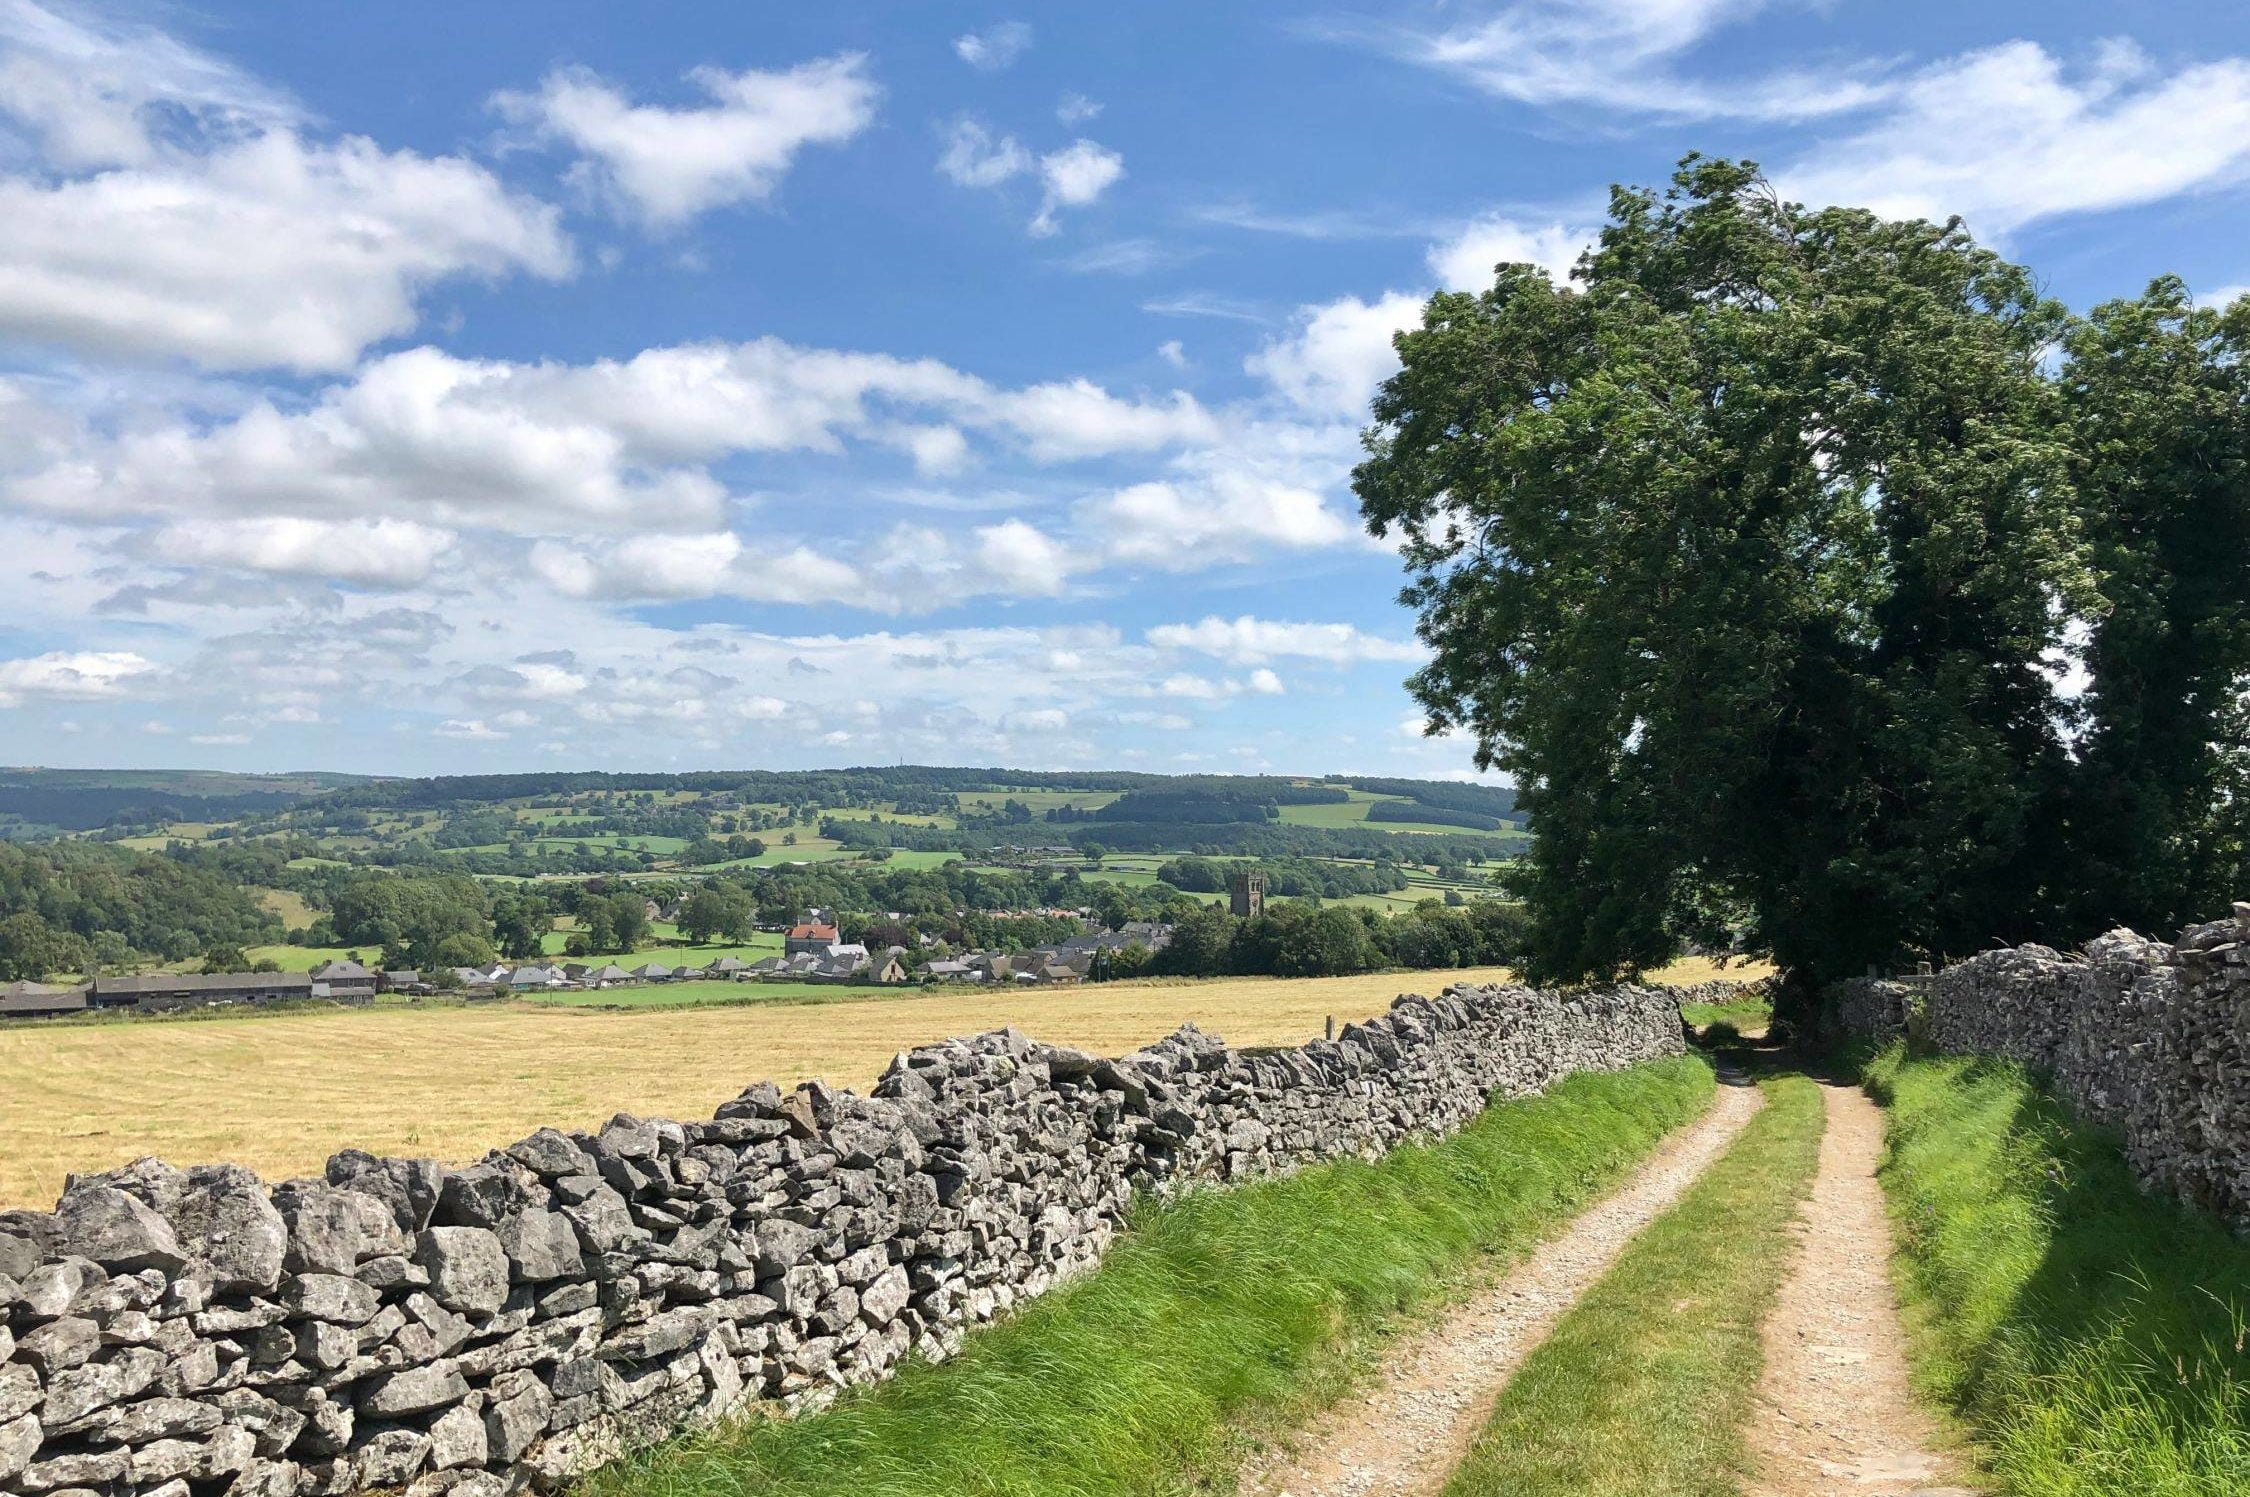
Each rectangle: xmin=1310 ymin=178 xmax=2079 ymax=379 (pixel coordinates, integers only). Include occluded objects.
xmin=91 ymin=972 xmax=313 ymax=995
xmin=0 ymin=981 xmax=88 ymax=1015
xmin=310 ymin=960 xmax=374 ymax=979
xmin=788 ymin=922 xmax=839 ymax=940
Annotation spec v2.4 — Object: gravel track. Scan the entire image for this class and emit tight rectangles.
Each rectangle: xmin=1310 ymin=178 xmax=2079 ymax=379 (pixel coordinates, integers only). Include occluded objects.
xmin=1743 ymin=1079 xmax=1980 ymax=1496
xmin=1239 ymin=1070 xmax=1767 ymax=1497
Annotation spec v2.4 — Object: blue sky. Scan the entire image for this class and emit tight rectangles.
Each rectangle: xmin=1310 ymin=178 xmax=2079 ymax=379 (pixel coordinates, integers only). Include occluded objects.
xmin=1 ymin=0 xmax=2246 ymax=779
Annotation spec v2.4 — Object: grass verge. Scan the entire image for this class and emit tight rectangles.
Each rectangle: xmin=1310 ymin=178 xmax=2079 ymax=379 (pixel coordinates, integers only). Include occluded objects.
xmin=1864 ymin=1047 xmax=2250 ymax=1495
xmin=582 ymin=1055 xmax=1717 ymax=1497
xmin=1439 ymin=1070 xmax=1824 ymax=1496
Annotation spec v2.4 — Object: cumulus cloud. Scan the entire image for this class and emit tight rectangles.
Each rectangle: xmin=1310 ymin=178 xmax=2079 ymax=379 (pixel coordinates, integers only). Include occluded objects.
xmin=1086 ymin=467 xmax=1354 ymax=570
xmin=954 ymin=22 xmax=1032 ymax=72
xmin=1147 ymin=615 xmax=1423 ymax=665
xmin=8 ymin=338 xmax=1215 ymax=536
xmin=148 ymin=516 xmax=455 ymax=588
xmin=1057 ymin=92 xmax=1102 ymax=125
xmin=0 ymin=132 xmax=570 ymax=374
xmin=0 ymin=648 xmax=156 ymax=705
xmin=1031 ymin=138 xmax=1124 ymax=235
xmin=1245 ymin=291 xmax=1424 ymax=418
xmin=941 ymin=118 xmax=1123 ymax=236
xmin=493 ymin=55 xmax=877 ymax=228
xmin=1428 ymin=214 xmax=1592 ymax=289
xmin=0 ymin=3 xmax=569 ymax=373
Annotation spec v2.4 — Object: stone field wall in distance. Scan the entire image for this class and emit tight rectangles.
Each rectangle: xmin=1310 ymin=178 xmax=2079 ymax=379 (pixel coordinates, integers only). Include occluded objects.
xmin=1829 ymin=903 xmax=2250 ymax=1229
xmin=0 ymin=980 xmax=1690 ymax=1497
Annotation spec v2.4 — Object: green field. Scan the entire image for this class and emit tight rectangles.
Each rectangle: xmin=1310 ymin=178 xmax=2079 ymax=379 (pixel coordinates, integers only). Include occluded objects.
xmin=1274 ymin=789 xmax=1397 ymax=828
xmin=955 ymin=789 xmax=1121 ymax=815
xmin=868 ymin=849 xmax=964 ymax=870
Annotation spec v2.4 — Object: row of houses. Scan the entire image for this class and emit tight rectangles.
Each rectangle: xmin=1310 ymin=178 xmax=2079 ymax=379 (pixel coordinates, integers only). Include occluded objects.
xmin=0 ymin=916 xmax=1178 ymax=1021
xmin=446 ymin=955 xmax=788 ymax=993
xmin=919 ymin=920 xmax=1172 ymax=986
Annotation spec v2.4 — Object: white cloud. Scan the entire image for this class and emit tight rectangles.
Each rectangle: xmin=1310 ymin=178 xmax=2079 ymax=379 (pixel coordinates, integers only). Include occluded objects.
xmin=1428 ymin=214 xmax=1592 ymax=289
xmin=0 ymin=0 xmax=298 ymax=169
xmin=2196 ymin=283 xmax=2250 ymax=309
xmin=1158 ymin=673 xmax=1227 ymax=700
xmin=993 ymin=379 xmax=1214 ymax=459
xmin=0 ymin=132 xmax=570 ymax=374
xmin=1147 ymin=615 xmax=1423 ymax=665
xmin=1031 ymin=138 xmax=1124 ymax=235
xmin=1246 ymin=667 xmax=1285 ymax=695
xmin=435 ymin=718 xmax=507 ymax=740
xmin=0 ymin=649 xmax=156 ymax=705
xmin=1157 ymin=339 xmax=1187 ymax=369
xmin=1059 ymin=238 xmax=1185 ymax=275
xmin=936 ymin=116 xmax=1030 ymax=187
xmin=150 ymin=516 xmax=454 ymax=588
xmin=1057 ymin=92 xmax=1103 ymax=125
xmin=955 ymin=22 xmax=1032 ymax=72
xmin=10 ymin=338 xmax=1214 ymax=535
xmin=1245 ymin=291 xmax=1423 ymax=418
xmin=494 ymin=55 xmax=877 ymax=228
xmin=1344 ymin=0 xmax=1890 ymax=121
xmin=0 ymin=3 xmax=569 ymax=373
xmin=972 ymin=518 xmax=1076 ymax=594
xmin=188 ymin=731 xmax=250 ymax=745
xmin=533 ymin=531 xmax=744 ymax=600
xmin=1780 ymin=42 xmax=2250 ymax=235
xmin=1087 ymin=468 xmax=1354 ymax=569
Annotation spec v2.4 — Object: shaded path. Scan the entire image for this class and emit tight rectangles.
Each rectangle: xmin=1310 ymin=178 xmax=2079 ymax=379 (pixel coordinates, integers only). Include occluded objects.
xmin=1239 ymin=1071 xmax=1767 ymax=1497
xmin=1743 ymin=1079 xmax=1979 ymax=1496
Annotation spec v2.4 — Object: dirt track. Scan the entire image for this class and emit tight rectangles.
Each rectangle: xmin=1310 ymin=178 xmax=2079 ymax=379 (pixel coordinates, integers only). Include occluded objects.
xmin=1239 ymin=1072 xmax=1767 ymax=1497
xmin=1743 ymin=1080 xmax=1979 ymax=1496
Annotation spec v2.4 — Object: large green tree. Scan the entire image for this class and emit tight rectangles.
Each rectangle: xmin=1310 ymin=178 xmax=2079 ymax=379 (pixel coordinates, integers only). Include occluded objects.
xmin=1358 ymin=158 xmax=2092 ymax=990
xmin=2058 ymin=279 xmax=2250 ymax=934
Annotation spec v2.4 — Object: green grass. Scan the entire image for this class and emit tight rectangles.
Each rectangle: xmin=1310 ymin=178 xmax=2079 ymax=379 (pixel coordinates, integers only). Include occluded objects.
xmin=1440 ymin=1070 xmax=1824 ymax=1497
xmin=1864 ymin=1048 xmax=2250 ymax=1495
xmin=1678 ymin=993 xmax=1773 ymax=1033
xmin=582 ymin=1055 xmax=1718 ymax=1497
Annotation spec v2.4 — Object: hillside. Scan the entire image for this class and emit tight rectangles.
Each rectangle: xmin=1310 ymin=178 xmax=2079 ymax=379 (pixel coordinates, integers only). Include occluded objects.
xmin=0 ymin=765 xmax=1527 ymax=985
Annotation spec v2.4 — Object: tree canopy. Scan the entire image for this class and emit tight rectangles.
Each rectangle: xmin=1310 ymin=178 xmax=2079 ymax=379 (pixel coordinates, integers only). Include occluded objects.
xmin=1359 ymin=157 xmax=2250 ymax=991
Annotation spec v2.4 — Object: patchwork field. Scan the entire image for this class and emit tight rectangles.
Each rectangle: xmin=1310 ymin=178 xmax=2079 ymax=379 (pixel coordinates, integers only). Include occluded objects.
xmin=0 ymin=958 xmax=1751 ymax=1209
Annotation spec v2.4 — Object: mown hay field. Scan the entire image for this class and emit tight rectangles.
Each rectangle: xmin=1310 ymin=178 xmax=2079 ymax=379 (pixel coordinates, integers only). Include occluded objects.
xmin=0 ymin=958 xmax=1756 ymax=1209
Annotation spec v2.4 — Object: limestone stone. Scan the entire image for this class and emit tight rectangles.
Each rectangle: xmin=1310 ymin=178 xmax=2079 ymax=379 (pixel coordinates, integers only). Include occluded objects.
xmin=52 ymin=1188 xmax=184 ymax=1272
xmin=416 ymin=1228 xmax=509 ymax=1316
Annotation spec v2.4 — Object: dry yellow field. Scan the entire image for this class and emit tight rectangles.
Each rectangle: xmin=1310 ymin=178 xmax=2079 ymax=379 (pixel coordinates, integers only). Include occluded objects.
xmin=0 ymin=958 xmax=1758 ymax=1209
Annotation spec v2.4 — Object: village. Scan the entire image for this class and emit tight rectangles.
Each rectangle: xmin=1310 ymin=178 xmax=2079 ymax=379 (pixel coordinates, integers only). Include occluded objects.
xmin=0 ymin=912 xmax=1180 ymax=1018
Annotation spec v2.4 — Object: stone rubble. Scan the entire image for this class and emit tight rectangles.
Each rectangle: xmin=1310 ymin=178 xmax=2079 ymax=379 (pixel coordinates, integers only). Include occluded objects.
xmin=0 ymin=981 xmax=1687 ymax=1497
xmin=1827 ymin=902 xmax=2250 ymax=1229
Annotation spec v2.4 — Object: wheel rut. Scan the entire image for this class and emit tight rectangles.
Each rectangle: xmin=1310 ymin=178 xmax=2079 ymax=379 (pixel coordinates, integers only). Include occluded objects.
xmin=1742 ymin=1079 xmax=1980 ymax=1497
xmin=1239 ymin=1070 xmax=1766 ymax=1497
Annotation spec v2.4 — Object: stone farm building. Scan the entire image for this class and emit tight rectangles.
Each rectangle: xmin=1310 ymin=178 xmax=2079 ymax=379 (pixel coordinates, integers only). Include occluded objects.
xmin=86 ymin=971 xmax=321 ymax=1011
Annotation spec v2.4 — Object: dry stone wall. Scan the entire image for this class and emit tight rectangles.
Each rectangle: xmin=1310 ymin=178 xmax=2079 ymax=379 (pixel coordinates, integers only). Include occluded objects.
xmin=0 ymin=981 xmax=1686 ymax=1497
xmin=1830 ymin=903 xmax=2250 ymax=1228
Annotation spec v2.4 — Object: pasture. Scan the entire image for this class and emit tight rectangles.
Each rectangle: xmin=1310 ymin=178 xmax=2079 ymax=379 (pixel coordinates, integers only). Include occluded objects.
xmin=0 ymin=958 xmax=1749 ymax=1208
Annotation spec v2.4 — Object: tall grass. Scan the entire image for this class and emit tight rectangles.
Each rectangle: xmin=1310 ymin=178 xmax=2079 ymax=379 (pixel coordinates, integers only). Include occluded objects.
xmin=582 ymin=1056 xmax=1716 ymax=1497
xmin=1865 ymin=1047 xmax=2250 ymax=1495
xmin=1439 ymin=1073 xmax=1825 ymax=1496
